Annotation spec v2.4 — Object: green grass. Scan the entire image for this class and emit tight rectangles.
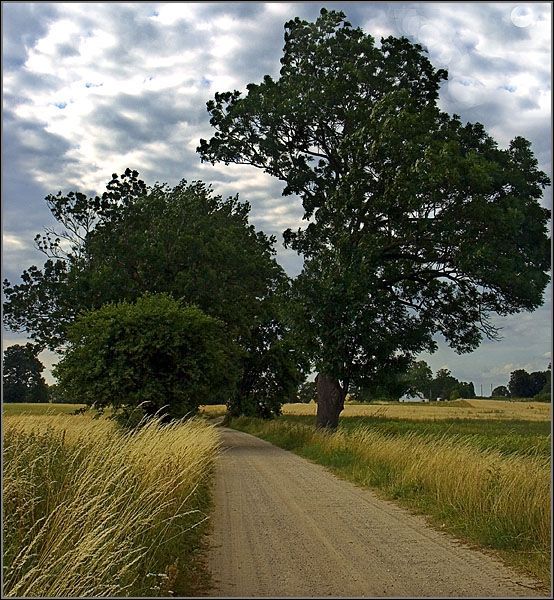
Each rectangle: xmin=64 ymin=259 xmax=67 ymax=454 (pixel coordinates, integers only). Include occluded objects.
xmin=281 ymin=414 xmax=552 ymax=457
xmin=2 ymin=402 xmax=86 ymax=416
xmin=230 ymin=415 xmax=551 ymax=588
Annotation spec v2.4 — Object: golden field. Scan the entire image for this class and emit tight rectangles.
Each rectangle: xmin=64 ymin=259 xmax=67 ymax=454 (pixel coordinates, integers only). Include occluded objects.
xmin=201 ymin=399 xmax=551 ymax=422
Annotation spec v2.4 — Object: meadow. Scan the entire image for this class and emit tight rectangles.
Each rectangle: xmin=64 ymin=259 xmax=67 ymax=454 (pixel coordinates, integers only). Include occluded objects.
xmin=2 ymin=402 xmax=86 ymax=416
xmin=3 ymin=411 xmax=219 ymax=597
xmin=3 ymin=400 xmax=551 ymax=589
xmin=224 ymin=399 xmax=551 ymax=585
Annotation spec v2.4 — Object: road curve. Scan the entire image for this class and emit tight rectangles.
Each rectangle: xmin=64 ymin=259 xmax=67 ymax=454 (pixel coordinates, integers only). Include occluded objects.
xmin=204 ymin=427 xmax=547 ymax=598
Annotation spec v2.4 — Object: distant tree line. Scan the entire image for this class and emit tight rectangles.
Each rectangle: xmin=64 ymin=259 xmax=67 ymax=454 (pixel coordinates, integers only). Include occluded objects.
xmin=347 ymin=361 xmax=475 ymax=402
xmin=492 ymin=365 xmax=551 ymax=401
xmin=294 ymin=361 xmax=475 ymax=403
xmin=294 ymin=362 xmax=552 ymax=404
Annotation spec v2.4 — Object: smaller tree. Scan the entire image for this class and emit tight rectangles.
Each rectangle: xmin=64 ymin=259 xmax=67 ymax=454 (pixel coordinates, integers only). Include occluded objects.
xmin=2 ymin=343 xmax=48 ymax=403
xmin=531 ymin=365 xmax=551 ymax=401
xmin=405 ymin=361 xmax=433 ymax=397
xmin=492 ymin=385 xmax=510 ymax=398
xmin=233 ymin=325 xmax=304 ymax=418
xmin=534 ymin=376 xmax=551 ymax=402
xmin=529 ymin=371 xmax=548 ymax=397
xmin=449 ymin=381 xmax=475 ymax=400
xmin=431 ymin=368 xmax=459 ymax=400
xmin=54 ymin=294 xmax=240 ymax=419
xmin=46 ymin=383 xmax=71 ymax=404
xmin=508 ymin=369 xmax=533 ymax=398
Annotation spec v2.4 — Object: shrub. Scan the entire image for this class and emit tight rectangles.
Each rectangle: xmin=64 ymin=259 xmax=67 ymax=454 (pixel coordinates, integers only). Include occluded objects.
xmin=54 ymin=294 xmax=240 ymax=419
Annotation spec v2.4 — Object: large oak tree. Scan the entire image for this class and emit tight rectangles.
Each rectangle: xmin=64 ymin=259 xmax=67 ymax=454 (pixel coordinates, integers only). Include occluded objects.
xmin=198 ymin=9 xmax=551 ymax=428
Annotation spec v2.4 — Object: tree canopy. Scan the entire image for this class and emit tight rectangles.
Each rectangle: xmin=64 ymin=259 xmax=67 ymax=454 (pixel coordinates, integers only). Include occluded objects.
xmin=492 ymin=385 xmax=510 ymax=398
xmin=4 ymin=171 xmax=283 ymax=348
xmin=3 ymin=170 xmax=305 ymax=418
xmin=2 ymin=343 xmax=48 ymax=403
xmin=508 ymin=367 xmax=550 ymax=399
xmin=198 ymin=8 xmax=551 ymax=427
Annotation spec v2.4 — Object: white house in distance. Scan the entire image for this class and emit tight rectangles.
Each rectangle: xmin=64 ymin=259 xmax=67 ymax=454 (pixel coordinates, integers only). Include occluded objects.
xmin=399 ymin=391 xmax=430 ymax=403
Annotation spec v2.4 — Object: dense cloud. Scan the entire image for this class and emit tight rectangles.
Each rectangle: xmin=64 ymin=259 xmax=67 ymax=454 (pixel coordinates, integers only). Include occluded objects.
xmin=2 ymin=2 xmax=551 ymax=388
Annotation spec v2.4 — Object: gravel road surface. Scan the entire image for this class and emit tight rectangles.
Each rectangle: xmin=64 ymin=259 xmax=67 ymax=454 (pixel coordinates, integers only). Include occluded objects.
xmin=205 ymin=427 xmax=547 ymax=598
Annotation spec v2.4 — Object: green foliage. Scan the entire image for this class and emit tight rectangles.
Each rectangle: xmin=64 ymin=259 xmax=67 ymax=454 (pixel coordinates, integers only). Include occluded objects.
xmin=3 ymin=173 xmax=282 ymax=348
xmin=83 ymin=179 xmax=284 ymax=339
xmin=508 ymin=368 xmax=550 ymax=398
xmin=492 ymin=385 xmax=510 ymax=398
xmin=429 ymin=368 xmax=473 ymax=400
xmin=2 ymin=344 xmax=48 ymax=403
xmin=46 ymin=383 xmax=73 ymax=404
xmin=404 ymin=361 xmax=433 ymax=397
xmin=54 ymin=294 xmax=240 ymax=420
xmin=3 ymin=169 xmax=147 ymax=350
xmin=534 ymin=368 xmax=551 ymax=402
xmin=349 ymin=373 xmax=406 ymax=403
xmin=233 ymin=320 xmax=305 ymax=418
xmin=449 ymin=381 xmax=475 ymax=400
xmin=349 ymin=361 xmax=473 ymax=402
xmin=3 ymin=170 xmax=304 ymax=418
xmin=509 ymin=369 xmax=533 ymax=397
xmin=198 ymin=8 xmax=551 ymax=398
xmin=296 ymin=381 xmax=317 ymax=403
xmin=529 ymin=370 xmax=548 ymax=397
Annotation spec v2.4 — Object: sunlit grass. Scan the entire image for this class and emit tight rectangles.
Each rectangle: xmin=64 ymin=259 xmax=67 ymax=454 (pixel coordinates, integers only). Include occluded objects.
xmin=199 ymin=404 xmax=227 ymax=418
xmin=281 ymin=399 xmax=551 ymax=421
xmin=3 ymin=413 xmax=219 ymax=597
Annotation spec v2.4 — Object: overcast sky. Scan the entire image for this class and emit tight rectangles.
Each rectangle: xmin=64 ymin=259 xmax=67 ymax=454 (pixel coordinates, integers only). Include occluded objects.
xmin=2 ymin=2 xmax=552 ymax=392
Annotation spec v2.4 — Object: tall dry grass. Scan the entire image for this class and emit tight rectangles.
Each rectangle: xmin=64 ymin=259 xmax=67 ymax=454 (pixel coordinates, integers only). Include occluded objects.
xmin=3 ymin=413 xmax=219 ymax=598
xmin=333 ymin=426 xmax=551 ymax=550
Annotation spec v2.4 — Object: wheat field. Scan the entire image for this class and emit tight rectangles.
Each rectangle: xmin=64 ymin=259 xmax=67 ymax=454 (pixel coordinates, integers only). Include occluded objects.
xmin=201 ymin=399 xmax=551 ymax=422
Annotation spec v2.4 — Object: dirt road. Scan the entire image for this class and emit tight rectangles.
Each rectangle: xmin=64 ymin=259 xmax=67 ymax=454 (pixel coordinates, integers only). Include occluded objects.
xmin=205 ymin=427 xmax=547 ymax=598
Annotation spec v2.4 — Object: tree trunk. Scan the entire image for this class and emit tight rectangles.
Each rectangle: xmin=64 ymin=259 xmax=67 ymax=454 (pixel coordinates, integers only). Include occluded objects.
xmin=315 ymin=373 xmax=345 ymax=430
xmin=223 ymin=395 xmax=241 ymax=425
